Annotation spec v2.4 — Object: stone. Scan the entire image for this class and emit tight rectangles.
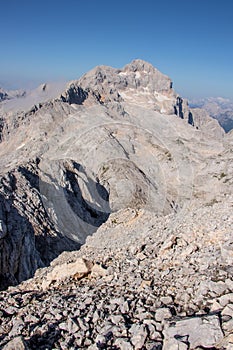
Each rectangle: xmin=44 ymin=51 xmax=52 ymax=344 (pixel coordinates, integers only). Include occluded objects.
xmin=215 ymin=333 xmax=233 ymax=350
xmin=210 ymin=299 xmax=222 ymax=312
xmin=110 ymin=314 xmax=125 ymax=325
xmin=154 ymin=308 xmax=172 ymax=322
xmin=120 ymin=300 xmax=130 ymax=314
xmin=9 ymin=319 xmax=25 ymax=337
xmin=139 ymin=279 xmax=152 ymax=290
xmin=95 ymin=334 xmax=106 ymax=347
xmin=163 ymin=315 xmax=224 ymax=349
xmin=162 ymin=339 xmax=188 ymax=350
xmin=4 ymin=306 xmax=17 ymax=316
xmin=67 ymin=318 xmax=80 ymax=334
xmin=219 ymin=293 xmax=233 ymax=307
xmin=160 ymin=296 xmax=173 ymax=305
xmin=226 ymin=279 xmax=233 ymax=292
xmin=58 ymin=322 xmax=69 ymax=331
xmin=91 ymin=263 xmax=108 ymax=278
xmin=146 ymin=323 xmax=162 ymax=341
xmin=129 ymin=324 xmax=148 ymax=349
xmin=222 ymin=318 xmax=233 ymax=333
xmin=114 ymin=338 xmax=133 ymax=350
xmin=222 ymin=304 xmax=233 ymax=317
xmin=2 ymin=336 xmax=28 ymax=350
xmin=208 ymin=281 xmax=227 ymax=295
xmin=42 ymin=258 xmax=93 ymax=289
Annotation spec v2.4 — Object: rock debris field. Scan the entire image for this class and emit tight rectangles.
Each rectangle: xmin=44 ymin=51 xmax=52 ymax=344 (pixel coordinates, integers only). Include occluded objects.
xmin=1 ymin=199 xmax=233 ymax=349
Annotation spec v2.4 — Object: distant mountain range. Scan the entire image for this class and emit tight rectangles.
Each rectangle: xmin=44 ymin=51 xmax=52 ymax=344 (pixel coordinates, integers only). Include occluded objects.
xmin=0 ymin=87 xmax=26 ymax=102
xmin=190 ymin=97 xmax=233 ymax=132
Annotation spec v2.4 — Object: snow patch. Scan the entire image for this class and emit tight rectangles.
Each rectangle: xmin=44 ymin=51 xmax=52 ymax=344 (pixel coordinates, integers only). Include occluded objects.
xmin=16 ymin=143 xmax=25 ymax=150
xmin=155 ymin=93 xmax=171 ymax=102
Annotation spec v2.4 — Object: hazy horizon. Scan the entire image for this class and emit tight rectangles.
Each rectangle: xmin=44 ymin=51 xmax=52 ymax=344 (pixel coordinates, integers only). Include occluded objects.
xmin=1 ymin=0 xmax=233 ymax=101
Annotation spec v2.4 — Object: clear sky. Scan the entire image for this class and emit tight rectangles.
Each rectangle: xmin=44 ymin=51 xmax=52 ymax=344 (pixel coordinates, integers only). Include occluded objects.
xmin=1 ymin=0 xmax=233 ymax=100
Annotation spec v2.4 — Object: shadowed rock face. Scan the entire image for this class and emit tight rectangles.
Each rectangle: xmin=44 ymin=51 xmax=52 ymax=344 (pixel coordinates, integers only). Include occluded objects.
xmin=0 ymin=160 xmax=109 ymax=290
xmin=0 ymin=59 xmax=230 ymax=291
xmin=0 ymin=89 xmax=9 ymax=102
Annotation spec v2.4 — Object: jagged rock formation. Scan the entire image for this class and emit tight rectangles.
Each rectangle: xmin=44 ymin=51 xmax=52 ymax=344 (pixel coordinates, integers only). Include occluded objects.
xmin=60 ymin=60 xmax=221 ymax=134
xmin=0 ymin=60 xmax=232 ymax=348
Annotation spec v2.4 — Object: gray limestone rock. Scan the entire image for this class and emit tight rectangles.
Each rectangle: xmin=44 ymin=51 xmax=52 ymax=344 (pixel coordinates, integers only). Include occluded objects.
xmin=0 ymin=59 xmax=232 ymax=350
xmin=163 ymin=315 xmax=224 ymax=349
xmin=129 ymin=323 xmax=148 ymax=349
xmin=2 ymin=336 xmax=28 ymax=350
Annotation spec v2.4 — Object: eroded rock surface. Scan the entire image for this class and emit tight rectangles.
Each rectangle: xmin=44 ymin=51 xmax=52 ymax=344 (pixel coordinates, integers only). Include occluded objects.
xmin=0 ymin=60 xmax=232 ymax=348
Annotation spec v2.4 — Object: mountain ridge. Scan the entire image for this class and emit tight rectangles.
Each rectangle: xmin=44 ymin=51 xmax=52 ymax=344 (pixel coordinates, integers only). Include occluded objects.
xmin=0 ymin=59 xmax=232 ymax=349
xmin=0 ymin=60 xmax=229 ymax=289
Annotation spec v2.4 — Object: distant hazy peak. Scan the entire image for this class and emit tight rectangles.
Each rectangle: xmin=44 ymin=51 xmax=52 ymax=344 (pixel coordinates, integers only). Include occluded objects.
xmin=0 ymin=87 xmax=10 ymax=101
xmin=0 ymin=87 xmax=26 ymax=103
xmin=1 ymin=81 xmax=67 ymax=113
xmin=190 ymin=97 xmax=233 ymax=132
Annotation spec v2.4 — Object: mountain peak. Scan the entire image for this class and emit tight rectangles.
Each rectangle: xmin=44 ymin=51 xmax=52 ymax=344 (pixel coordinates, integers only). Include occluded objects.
xmin=123 ymin=58 xmax=157 ymax=72
xmin=59 ymin=59 xmax=175 ymax=113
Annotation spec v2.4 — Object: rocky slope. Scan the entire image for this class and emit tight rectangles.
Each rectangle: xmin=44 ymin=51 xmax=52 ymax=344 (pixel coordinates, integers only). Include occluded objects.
xmin=0 ymin=59 xmax=232 ymax=349
xmin=191 ymin=97 xmax=233 ymax=133
xmin=0 ymin=198 xmax=233 ymax=349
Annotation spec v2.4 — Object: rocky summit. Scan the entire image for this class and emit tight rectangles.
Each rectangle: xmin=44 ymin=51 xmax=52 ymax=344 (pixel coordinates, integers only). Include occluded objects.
xmin=0 ymin=59 xmax=232 ymax=349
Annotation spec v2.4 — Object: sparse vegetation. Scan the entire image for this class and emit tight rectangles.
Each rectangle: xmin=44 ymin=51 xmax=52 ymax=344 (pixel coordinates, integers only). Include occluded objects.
xmin=165 ymin=151 xmax=172 ymax=161
xmin=206 ymin=198 xmax=219 ymax=206
xmin=219 ymin=172 xmax=227 ymax=179
xmin=101 ymin=165 xmax=109 ymax=176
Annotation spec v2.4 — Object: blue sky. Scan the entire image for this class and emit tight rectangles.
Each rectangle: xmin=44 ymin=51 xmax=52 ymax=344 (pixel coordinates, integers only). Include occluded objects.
xmin=1 ymin=0 xmax=233 ymax=100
